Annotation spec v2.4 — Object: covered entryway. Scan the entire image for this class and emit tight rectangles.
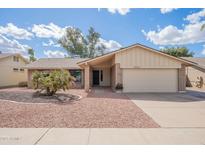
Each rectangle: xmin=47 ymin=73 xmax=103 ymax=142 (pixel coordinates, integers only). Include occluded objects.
xmin=79 ymin=54 xmax=115 ymax=91
xmin=92 ymin=68 xmax=111 ymax=87
xmin=92 ymin=70 xmax=100 ymax=86
xmin=123 ymin=68 xmax=178 ymax=93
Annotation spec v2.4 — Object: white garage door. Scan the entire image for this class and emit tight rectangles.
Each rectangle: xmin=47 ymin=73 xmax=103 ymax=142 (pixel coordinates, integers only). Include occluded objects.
xmin=123 ymin=69 xmax=178 ymax=93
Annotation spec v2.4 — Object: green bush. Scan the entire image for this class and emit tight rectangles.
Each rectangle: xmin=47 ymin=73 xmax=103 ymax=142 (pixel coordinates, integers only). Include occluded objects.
xmin=32 ymin=70 xmax=75 ymax=96
xmin=115 ymin=83 xmax=123 ymax=90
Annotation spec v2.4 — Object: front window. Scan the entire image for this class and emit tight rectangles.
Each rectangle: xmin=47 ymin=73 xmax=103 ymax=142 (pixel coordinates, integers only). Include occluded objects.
xmin=13 ymin=68 xmax=18 ymax=71
xmin=20 ymin=68 xmax=24 ymax=72
xmin=70 ymin=70 xmax=81 ymax=82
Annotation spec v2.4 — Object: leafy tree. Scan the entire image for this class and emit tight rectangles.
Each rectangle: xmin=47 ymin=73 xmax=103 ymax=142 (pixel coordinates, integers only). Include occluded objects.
xmin=28 ymin=48 xmax=36 ymax=62
xmin=59 ymin=27 xmax=106 ymax=58
xmin=86 ymin=27 xmax=106 ymax=58
xmin=161 ymin=47 xmax=194 ymax=57
xmin=59 ymin=27 xmax=87 ymax=58
xmin=32 ymin=70 xmax=75 ymax=96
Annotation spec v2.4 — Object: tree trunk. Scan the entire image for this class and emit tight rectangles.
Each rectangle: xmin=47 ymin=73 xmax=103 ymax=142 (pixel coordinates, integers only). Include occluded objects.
xmin=46 ymin=87 xmax=54 ymax=96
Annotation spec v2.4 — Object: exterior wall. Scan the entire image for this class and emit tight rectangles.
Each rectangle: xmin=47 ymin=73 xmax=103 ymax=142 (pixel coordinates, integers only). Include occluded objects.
xmin=178 ymin=65 xmax=186 ymax=91
xmin=0 ymin=56 xmax=27 ymax=87
xmin=186 ymin=66 xmax=205 ymax=89
xmin=100 ymin=68 xmax=110 ymax=86
xmin=115 ymin=46 xmax=182 ymax=69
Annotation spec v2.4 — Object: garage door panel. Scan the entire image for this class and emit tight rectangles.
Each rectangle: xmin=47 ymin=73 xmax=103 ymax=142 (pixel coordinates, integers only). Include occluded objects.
xmin=123 ymin=69 xmax=178 ymax=93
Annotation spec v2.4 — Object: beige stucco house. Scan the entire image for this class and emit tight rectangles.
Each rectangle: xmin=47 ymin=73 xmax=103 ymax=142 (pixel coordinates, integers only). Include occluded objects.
xmin=181 ymin=57 xmax=205 ymax=89
xmin=26 ymin=44 xmax=200 ymax=93
xmin=78 ymin=44 xmax=200 ymax=93
xmin=0 ymin=53 xmax=28 ymax=88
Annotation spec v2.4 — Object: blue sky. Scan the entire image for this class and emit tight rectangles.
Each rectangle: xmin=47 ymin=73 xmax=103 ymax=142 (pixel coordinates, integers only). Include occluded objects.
xmin=0 ymin=8 xmax=205 ymax=58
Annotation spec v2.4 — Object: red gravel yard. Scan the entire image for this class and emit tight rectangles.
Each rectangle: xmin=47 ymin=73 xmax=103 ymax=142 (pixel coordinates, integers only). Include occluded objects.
xmin=0 ymin=88 xmax=160 ymax=128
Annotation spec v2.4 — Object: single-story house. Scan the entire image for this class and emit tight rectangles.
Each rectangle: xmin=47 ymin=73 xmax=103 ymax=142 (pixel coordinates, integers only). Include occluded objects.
xmin=78 ymin=44 xmax=200 ymax=93
xmin=25 ymin=58 xmax=88 ymax=88
xmin=181 ymin=57 xmax=205 ymax=89
xmin=25 ymin=43 xmax=200 ymax=93
xmin=0 ymin=53 xmax=28 ymax=88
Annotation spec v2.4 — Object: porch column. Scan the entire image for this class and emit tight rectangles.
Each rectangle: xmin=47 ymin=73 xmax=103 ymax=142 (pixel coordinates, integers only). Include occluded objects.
xmin=115 ymin=63 xmax=122 ymax=85
xmin=178 ymin=64 xmax=186 ymax=92
xmin=84 ymin=65 xmax=90 ymax=92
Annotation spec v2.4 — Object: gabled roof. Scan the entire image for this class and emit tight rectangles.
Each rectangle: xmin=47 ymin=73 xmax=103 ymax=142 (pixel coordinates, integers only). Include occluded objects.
xmin=0 ymin=53 xmax=29 ymax=63
xmin=77 ymin=43 xmax=197 ymax=66
xmin=181 ymin=57 xmax=205 ymax=71
xmin=181 ymin=57 xmax=205 ymax=67
xmin=0 ymin=53 xmax=14 ymax=59
xmin=25 ymin=58 xmax=88 ymax=70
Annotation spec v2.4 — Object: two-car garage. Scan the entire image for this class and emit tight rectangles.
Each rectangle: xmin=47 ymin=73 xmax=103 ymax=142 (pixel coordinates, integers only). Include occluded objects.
xmin=122 ymin=68 xmax=178 ymax=93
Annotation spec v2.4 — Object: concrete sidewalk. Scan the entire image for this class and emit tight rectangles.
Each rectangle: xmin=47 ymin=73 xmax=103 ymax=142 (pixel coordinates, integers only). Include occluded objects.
xmin=0 ymin=128 xmax=205 ymax=145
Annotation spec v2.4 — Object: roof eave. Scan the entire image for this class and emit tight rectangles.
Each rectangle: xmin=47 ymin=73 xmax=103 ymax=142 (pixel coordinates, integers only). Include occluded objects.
xmin=24 ymin=67 xmax=82 ymax=70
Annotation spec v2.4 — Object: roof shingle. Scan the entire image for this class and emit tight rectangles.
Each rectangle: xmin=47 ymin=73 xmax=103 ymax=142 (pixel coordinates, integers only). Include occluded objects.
xmin=181 ymin=57 xmax=205 ymax=69
xmin=0 ymin=53 xmax=16 ymax=59
xmin=25 ymin=58 xmax=88 ymax=69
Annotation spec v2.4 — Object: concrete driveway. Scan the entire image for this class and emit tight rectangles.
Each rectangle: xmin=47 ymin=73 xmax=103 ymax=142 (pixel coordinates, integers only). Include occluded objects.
xmin=127 ymin=92 xmax=205 ymax=128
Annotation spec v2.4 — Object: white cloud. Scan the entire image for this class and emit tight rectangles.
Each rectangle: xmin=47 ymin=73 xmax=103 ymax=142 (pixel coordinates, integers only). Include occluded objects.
xmin=0 ymin=34 xmax=30 ymax=55
xmin=42 ymin=39 xmax=60 ymax=47
xmin=98 ymin=38 xmax=122 ymax=53
xmin=44 ymin=50 xmax=66 ymax=58
xmin=185 ymin=9 xmax=205 ymax=24
xmin=107 ymin=8 xmax=130 ymax=15
xmin=32 ymin=23 xmax=65 ymax=39
xmin=0 ymin=23 xmax=33 ymax=40
xmin=143 ymin=9 xmax=205 ymax=45
xmin=160 ymin=8 xmax=177 ymax=14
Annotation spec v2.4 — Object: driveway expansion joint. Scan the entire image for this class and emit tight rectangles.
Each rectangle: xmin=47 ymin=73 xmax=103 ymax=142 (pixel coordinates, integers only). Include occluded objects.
xmin=87 ymin=128 xmax=91 ymax=144
xmin=34 ymin=128 xmax=51 ymax=145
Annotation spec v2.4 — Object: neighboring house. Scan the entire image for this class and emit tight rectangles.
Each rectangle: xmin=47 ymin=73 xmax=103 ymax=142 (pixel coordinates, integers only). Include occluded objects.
xmin=181 ymin=57 xmax=205 ymax=89
xmin=25 ymin=43 xmax=200 ymax=93
xmin=25 ymin=58 xmax=88 ymax=88
xmin=0 ymin=53 xmax=28 ymax=88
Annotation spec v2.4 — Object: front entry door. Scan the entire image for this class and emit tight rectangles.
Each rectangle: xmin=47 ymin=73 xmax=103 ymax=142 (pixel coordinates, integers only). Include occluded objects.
xmin=93 ymin=70 xmax=99 ymax=85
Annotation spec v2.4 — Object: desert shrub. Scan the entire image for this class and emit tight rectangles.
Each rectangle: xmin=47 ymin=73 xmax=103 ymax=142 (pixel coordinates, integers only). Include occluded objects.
xmin=115 ymin=83 xmax=123 ymax=90
xmin=32 ymin=70 xmax=75 ymax=96
xmin=18 ymin=81 xmax=28 ymax=87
